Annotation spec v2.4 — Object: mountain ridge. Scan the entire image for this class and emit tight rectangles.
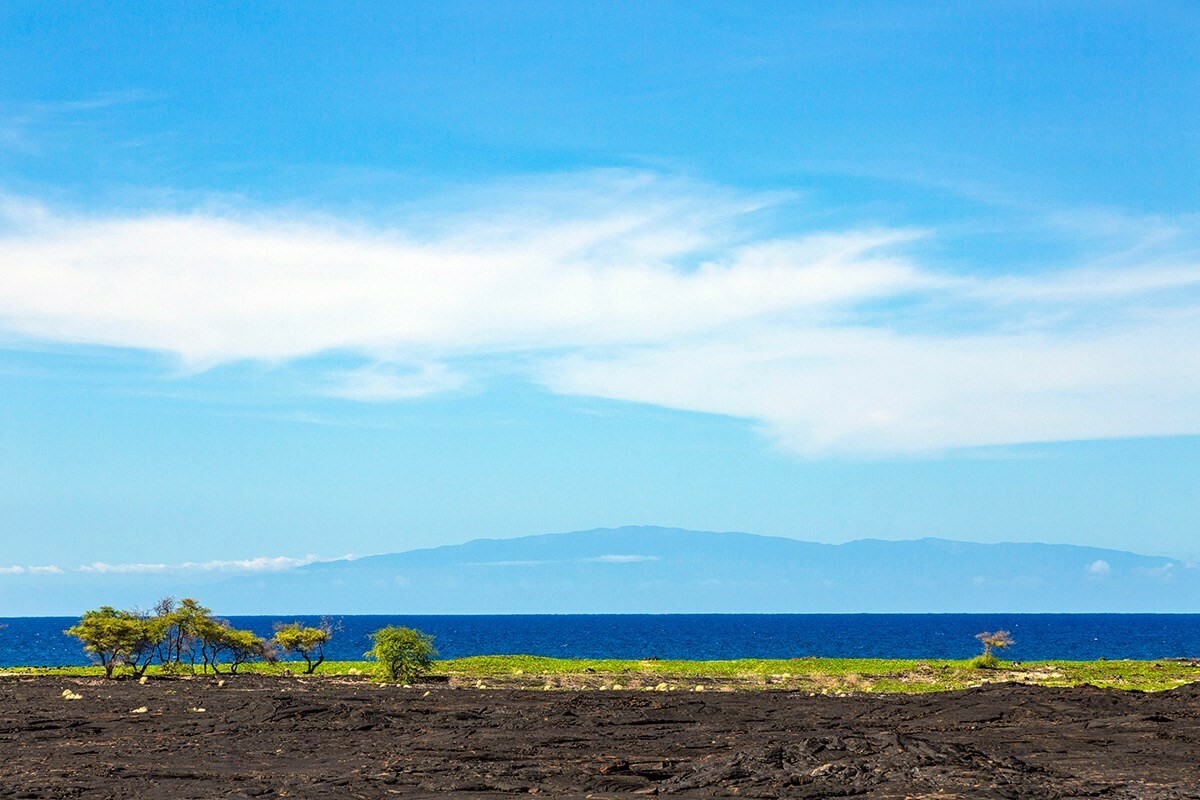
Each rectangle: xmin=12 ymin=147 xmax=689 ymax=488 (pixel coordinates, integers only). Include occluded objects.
xmin=249 ymin=526 xmax=1194 ymax=614
xmin=4 ymin=527 xmax=1193 ymax=615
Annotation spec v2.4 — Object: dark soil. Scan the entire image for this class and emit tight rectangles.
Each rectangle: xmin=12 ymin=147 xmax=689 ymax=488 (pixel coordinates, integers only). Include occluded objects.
xmin=2 ymin=676 xmax=1199 ymax=798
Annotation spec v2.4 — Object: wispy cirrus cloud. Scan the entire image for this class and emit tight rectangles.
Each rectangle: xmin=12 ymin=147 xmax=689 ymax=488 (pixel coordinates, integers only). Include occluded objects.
xmin=0 ymin=565 xmax=63 ymax=575
xmin=1 ymin=171 xmax=1198 ymax=454
xmin=0 ymin=90 xmax=152 ymax=154
xmin=580 ymin=554 xmax=661 ymax=564
xmin=75 ymin=555 xmax=328 ymax=575
xmin=326 ymin=361 xmax=469 ymax=402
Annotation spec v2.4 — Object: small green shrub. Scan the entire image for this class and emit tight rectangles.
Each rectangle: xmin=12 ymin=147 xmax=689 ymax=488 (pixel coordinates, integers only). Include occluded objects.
xmin=366 ymin=626 xmax=437 ymax=682
xmin=972 ymin=630 xmax=1014 ymax=669
xmin=968 ymin=653 xmax=1000 ymax=669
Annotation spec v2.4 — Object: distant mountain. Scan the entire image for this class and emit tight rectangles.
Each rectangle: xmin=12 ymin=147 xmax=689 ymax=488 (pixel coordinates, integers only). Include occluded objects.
xmin=209 ymin=526 xmax=1198 ymax=614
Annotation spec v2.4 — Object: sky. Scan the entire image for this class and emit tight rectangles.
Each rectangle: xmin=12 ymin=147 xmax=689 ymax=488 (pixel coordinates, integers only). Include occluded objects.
xmin=1 ymin=1 xmax=1199 ymax=590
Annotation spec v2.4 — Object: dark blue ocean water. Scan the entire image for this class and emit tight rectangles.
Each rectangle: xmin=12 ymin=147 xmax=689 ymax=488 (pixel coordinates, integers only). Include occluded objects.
xmin=3 ymin=614 xmax=1200 ymax=668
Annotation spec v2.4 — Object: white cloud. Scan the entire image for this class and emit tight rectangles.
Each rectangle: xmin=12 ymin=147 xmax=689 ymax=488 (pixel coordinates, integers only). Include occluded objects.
xmin=326 ymin=362 xmax=468 ymax=401
xmin=1086 ymin=559 xmax=1111 ymax=576
xmin=1 ymin=171 xmax=1199 ymax=454
xmin=0 ymin=565 xmax=63 ymax=575
xmin=75 ymin=555 xmax=323 ymax=574
xmin=546 ymin=317 xmax=1200 ymax=453
xmin=0 ymin=180 xmax=920 ymax=365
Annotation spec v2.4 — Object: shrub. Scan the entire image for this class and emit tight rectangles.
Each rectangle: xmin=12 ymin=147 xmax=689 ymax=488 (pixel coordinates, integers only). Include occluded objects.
xmin=366 ymin=626 xmax=437 ymax=682
xmin=273 ymin=619 xmax=336 ymax=674
xmin=971 ymin=630 xmax=1014 ymax=669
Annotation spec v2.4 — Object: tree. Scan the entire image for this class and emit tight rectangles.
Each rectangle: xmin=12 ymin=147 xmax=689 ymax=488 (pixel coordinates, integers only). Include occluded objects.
xmin=154 ymin=597 xmax=215 ymax=673
xmin=273 ymin=619 xmax=335 ymax=674
xmin=366 ymin=626 xmax=437 ymax=682
xmin=221 ymin=627 xmax=277 ymax=674
xmin=972 ymin=630 xmax=1015 ymax=669
xmin=65 ymin=607 xmax=166 ymax=679
xmin=197 ymin=619 xmax=275 ymax=674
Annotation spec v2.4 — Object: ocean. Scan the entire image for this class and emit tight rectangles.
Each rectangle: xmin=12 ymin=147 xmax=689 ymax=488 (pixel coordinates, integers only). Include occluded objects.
xmin=4 ymin=614 xmax=1200 ymax=667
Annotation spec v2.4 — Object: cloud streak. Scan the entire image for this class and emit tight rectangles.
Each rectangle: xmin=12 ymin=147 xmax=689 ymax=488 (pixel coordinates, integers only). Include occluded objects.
xmin=1 ymin=171 xmax=1198 ymax=454
xmin=75 ymin=556 xmax=325 ymax=574
xmin=0 ymin=565 xmax=63 ymax=575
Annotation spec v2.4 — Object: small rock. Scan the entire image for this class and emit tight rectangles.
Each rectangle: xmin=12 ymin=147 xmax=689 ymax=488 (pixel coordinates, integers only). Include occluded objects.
xmin=131 ymin=706 xmax=148 ymax=714
xmin=61 ymin=690 xmax=83 ymax=701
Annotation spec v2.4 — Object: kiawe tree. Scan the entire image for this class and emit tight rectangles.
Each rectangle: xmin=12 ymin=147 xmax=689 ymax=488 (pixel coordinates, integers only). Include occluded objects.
xmin=67 ymin=598 xmax=272 ymax=678
xmin=154 ymin=597 xmax=215 ymax=672
xmin=65 ymin=607 xmax=166 ymax=679
xmin=272 ymin=619 xmax=336 ymax=674
xmin=197 ymin=618 xmax=275 ymax=674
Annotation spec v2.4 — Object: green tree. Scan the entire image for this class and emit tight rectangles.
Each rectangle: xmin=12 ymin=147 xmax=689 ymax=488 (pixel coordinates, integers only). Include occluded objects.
xmin=154 ymin=597 xmax=215 ymax=673
xmin=272 ymin=619 xmax=335 ymax=674
xmin=365 ymin=626 xmax=437 ymax=682
xmin=197 ymin=619 xmax=275 ymax=674
xmin=65 ymin=607 xmax=166 ymax=679
xmin=221 ymin=627 xmax=277 ymax=674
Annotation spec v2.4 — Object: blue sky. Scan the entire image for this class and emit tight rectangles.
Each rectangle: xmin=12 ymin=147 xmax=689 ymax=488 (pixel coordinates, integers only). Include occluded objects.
xmin=2 ymin=2 xmax=1199 ymax=585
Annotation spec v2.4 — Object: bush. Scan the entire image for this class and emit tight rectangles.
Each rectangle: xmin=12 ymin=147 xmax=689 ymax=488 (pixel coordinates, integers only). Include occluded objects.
xmin=366 ymin=626 xmax=437 ymax=682
xmin=273 ymin=619 xmax=336 ymax=674
xmin=971 ymin=630 xmax=1014 ymax=669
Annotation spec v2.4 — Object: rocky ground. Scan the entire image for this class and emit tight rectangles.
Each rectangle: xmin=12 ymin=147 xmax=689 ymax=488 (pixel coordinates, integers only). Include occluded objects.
xmin=2 ymin=675 xmax=1198 ymax=798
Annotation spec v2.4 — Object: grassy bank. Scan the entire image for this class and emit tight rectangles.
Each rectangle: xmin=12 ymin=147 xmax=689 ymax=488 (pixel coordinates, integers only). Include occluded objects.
xmin=4 ymin=656 xmax=1200 ymax=693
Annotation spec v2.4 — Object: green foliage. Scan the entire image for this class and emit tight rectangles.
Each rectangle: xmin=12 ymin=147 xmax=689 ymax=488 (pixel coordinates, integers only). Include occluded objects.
xmin=366 ymin=626 xmax=437 ymax=682
xmin=7 ymin=656 xmax=1200 ymax=693
xmin=154 ymin=597 xmax=215 ymax=672
xmin=66 ymin=598 xmax=273 ymax=678
xmin=273 ymin=619 xmax=335 ymax=674
xmin=65 ymin=606 xmax=166 ymax=678
xmin=968 ymin=653 xmax=1000 ymax=669
xmin=196 ymin=618 xmax=276 ymax=674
